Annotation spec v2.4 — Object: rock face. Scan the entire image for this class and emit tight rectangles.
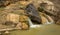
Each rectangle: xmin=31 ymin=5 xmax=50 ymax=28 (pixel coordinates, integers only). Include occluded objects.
xmin=0 ymin=0 xmax=58 ymax=31
xmin=6 ymin=13 xmax=20 ymax=23
xmin=0 ymin=0 xmax=23 ymax=7
xmin=39 ymin=12 xmax=54 ymax=24
xmin=0 ymin=1 xmax=30 ymax=29
xmin=49 ymin=0 xmax=60 ymax=24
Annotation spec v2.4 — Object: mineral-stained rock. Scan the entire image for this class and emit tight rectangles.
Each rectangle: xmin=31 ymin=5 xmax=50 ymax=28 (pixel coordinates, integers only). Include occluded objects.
xmin=39 ymin=12 xmax=54 ymax=24
xmin=22 ymin=22 xmax=29 ymax=30
xmin=19 ymin=15 xmax=29 ymax=29
xmin=0 ymin=0 xmax=58 ymax=31
xmin=19 ymin=15 xmax=28 ymax=22
xmin=0 ymin=1 xmax=30 ymax=29
xmin=16 ymin=22 xmax=29 ymax=30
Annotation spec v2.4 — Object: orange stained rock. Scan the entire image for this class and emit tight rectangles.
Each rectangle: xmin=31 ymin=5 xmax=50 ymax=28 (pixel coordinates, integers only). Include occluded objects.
xmin=19 ymin=15 xmax=28 ymax=22
xmin=16 ymin=1 xmax=32 ymax=6
xmin=22 ymin=22 xmax=29 ymax=30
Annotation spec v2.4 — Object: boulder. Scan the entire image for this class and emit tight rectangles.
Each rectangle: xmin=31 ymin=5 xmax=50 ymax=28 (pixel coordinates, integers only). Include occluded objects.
xmin=6 ymin=13 xmax=20 ymax=23
xmin=22 ymin=22 xmax=29 ymax=30
xmin=19 ymin=15 xmax=28 ymax=22
xmin=16 ymin=22 xmax=29 ymax=30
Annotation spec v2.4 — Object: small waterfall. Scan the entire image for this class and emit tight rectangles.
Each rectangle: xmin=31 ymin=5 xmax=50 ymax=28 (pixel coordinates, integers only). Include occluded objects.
xmin=27 ymin=14 xmax=54 ymax=28
xmin=28 ymin=18 xmax=40 ymax=28
xmin=45 ymin=15 xmax=54 ymax=24
xmin=28 ymin=18 xmax=33 ymax=25
xmin=41 ymin=13 xmax=54 ymax=24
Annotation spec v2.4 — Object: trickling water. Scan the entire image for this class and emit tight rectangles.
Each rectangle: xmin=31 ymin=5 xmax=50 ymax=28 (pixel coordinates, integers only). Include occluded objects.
xmin=28 ymin=18 xmax=33 ymax=25
xmin=28 ymin=18 xmax=40 ymax=28
xmin=27 ymin=14 xmax=54 ymax=28
xmin=45 ymin=15 xmax=54 ymax=24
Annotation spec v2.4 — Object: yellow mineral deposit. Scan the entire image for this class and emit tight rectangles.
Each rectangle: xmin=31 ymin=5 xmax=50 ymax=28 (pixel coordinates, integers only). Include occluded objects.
xmin=19 ymin=15 xmax=28 ymax=22
xmin=16 ymin=1 xmax=32 ymax=6
xmin=22 ymin=22 xmax=29 ymax=30
xmin=41 ymin=14 xmax=48 ymax=24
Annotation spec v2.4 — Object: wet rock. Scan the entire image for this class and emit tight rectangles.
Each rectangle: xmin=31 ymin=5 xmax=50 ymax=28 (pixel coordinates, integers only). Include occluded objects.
xmin=16 ymin=22 xmax=29 ymax=30
xmin=25 ymin=3 xmax=42 ymax=24
xmin=22 ymin=22 xmax=29 ymax=30
xmin=39 ymin=12 xmax=54 ymax=24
